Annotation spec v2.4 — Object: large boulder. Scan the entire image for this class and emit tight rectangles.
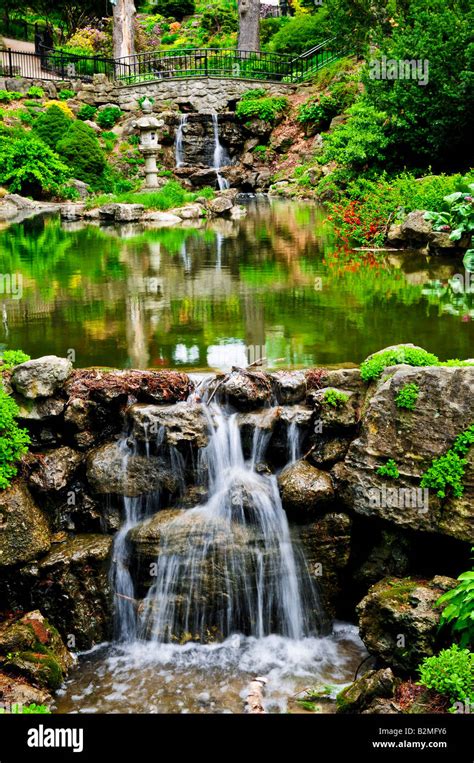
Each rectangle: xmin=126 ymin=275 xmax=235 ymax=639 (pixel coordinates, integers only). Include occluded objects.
xmin=400 ymin=210 xmax=432 ymax=243
xmin=356 ymin=576 xmax=457 ymax=673
xmin=336 ymin=668 xmax=400 ymax=714
xmin=0 ymin=610 xmax=73 ymax=691
xmin=27 ymin=447 xmax=83 ymax=492
xmin=299 ymin=512 xmax=352 ymax=617
xmin=0 ymin=483 xmax=51 ymax=568
xmin=128 ymin=402 xmax=210 ymax=449
xmin=340 ymin=365 xmax=474 ymax=542
xmin=11 ymin=356 xmax=72 ymax=399
xmin=99 ymin=203 xmax=144 ymax=222
xmin=207 ymin=196 xmax=234 ymax=216
xmin=308 ymin=387 xmax=361 ymax=429
xmin=86 ymin=441 xmax=178 ymax=497
xmin=25 ymin=535 xmax=113 ymax=649
xmin=278 ymin=460 xmax=334 ymax=517
xmin=270 ymin=371 xmax=307 ymax=404
xmin=217 ymin=370 xmax=272 ymax=411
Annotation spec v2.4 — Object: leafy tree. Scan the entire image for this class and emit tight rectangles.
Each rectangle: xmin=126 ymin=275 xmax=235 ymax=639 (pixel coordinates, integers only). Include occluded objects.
xmin=153 ymin=0 xmax=195 ymax=21
xmin=56 ymin=121 xmax=106 ymax=187
xmin=362 ymin=0 xmax=474 ymax=169
xmin=270 ymin=11 xmax=329 ymax=55
xmin=0 ymin=386 xmax=30 ymax=490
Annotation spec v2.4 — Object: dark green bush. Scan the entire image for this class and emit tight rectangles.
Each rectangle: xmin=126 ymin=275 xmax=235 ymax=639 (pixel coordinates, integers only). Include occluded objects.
xmin=34 ymin=105 xmax=73 ymax=150
xmin=56 ymin=122 xmax=106 ymax=188
xmin=77 ymin=104 xmax=98 ymax=121
xmin=270 ymin=11 xmax=329 ymax=56
xmin=201 ymin=5 xmax=238 ymax=36
xmin=96 ymin=107 xmax=122 ymax=130
xmin=153 ymin=0 xmax=195 ymax=21
xmin=58 ymin=89 xmax=75 ymax=101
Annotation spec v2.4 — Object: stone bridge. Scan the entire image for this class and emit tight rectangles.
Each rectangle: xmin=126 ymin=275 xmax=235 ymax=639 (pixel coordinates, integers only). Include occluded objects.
xmin=77 ymin=75 xmax=296 ymax=114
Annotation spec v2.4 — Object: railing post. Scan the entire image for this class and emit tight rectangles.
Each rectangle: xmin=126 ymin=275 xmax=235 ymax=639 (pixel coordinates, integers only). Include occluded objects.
xmin=205 ymin=49 xmax=208 ymax=77
xmin=8 ymin=48 xmax=13 ymax=77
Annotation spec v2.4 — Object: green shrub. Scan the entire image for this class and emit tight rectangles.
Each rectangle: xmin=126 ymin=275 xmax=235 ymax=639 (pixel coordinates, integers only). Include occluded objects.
xmin=236 ymin=94 xmax=288 ymax=124
xmin=0 ymin=703 xmax=51 ymax=714
xmin=270 ymin=11 xmax=329 ymax=55
xmin=16 ymin=109 xmax=35 ymax=125
xmin=89 ymin=180 xmax=214 ymax=210
xmin=437 ymin=551 xmax=474 ymax=649
xmin=56 ymin=122 xmax=106 ymax=188
xmin=421 ymin=424 xmax=474 ymax=499
xmin=260 ymin=17 xmax=288 ymax=47
xmin=0 ymin=130 xmax=70 ymax=196
xmin=153 ymin=0 xmax=195 ymax=21
xmin=418 ymin=645 xmax=474 ymax=711
xmin=0 ymin=386 xmax=30 ymax=490
xmin=58 ymin=89 xmax=75 ymax=101
xmin=201 ymin=5 xmax=238 ymax=36
xmin=298 ymin=82 xmax=358 ymax=130
xmin=376 ymin=459 xmax=400 ymax=479
xmin=361 ymin=347 xmax=439 ymax=382
xmin=395 ymin=383 xmax=419 ymax=411
xmin=101 ymin=131 xmax=118 ymax=152
xmin=27 ymin=86 xmax=44 ymax=99
xmin=0 ymin=91 xmax=23 ymax=103
xmin=77 ymin=104 xmax=98 ymax=121
xmin=323 ymin=389 xmax=349 ymax=408
xmin=34 ymin=105 xmax=73 ymax=150
xmin=96 ymin=107 xmax=122 ymax=130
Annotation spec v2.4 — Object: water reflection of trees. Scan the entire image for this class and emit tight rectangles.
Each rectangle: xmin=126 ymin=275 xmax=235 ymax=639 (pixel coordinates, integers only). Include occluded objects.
xmin=0 ymin=206 xmax=473 ymax=370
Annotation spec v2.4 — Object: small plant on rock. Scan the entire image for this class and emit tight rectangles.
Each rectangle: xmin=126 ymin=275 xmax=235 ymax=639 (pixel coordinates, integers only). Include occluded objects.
xmin=96 ymin=107 xmax=122 ymax=130
xmin=421 ymin=424 xmax=474 ymax=499
xmin=395 ymin=382 xmax=419 ymax=411
xmin=376 ymin=459 xmax=400 ymax=479
xmin=323 ymin=389 xmax=349 ymax=408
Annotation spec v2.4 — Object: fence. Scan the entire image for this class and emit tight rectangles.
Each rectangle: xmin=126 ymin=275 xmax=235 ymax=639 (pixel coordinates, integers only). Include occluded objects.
xmin=0 ymin=38 xmax=345 ymax=84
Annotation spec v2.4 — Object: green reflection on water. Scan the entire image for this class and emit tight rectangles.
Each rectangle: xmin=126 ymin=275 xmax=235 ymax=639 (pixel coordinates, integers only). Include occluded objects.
xmin=0 ymin=200 xmax=472 ymax=371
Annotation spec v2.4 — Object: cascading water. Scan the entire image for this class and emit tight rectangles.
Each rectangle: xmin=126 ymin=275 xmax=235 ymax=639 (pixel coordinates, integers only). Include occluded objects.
xmin=211 ymin=113 xmax=230 ymax=191
xmin=175 ymin=113 xmax=188 ymax=168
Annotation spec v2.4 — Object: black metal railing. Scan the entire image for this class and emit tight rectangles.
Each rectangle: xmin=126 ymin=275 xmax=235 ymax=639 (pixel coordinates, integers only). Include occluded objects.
xmin=0 ymin=38 xmax=346 ymax=84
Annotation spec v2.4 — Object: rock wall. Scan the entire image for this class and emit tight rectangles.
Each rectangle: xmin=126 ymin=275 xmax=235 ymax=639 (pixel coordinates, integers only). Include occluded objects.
xmin=0 ymin=351 xmax=472 ymax=681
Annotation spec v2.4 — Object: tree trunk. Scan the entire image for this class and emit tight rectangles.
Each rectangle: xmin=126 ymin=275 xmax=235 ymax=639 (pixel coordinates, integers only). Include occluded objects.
xmin=113 ymin=0 xmax=136 ymax=60
xmin=237 ymin=0 xmax=260 ymax=53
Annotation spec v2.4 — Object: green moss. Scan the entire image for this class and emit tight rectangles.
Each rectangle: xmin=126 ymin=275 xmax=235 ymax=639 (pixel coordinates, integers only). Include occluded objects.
xmin=18 ymin=651 xmax=63 ymax=691
xmin=361 ymin=346 xmax=474 ymax=382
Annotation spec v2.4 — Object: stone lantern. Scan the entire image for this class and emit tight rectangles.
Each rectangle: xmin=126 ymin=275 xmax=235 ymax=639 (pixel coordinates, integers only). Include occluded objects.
xmin=132 ymin=98 xmax=164 ymax=189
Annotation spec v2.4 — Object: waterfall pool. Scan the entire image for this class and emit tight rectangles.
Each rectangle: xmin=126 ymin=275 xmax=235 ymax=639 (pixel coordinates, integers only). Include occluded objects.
xmin=55 ymin=625 xmax=368 ymax=714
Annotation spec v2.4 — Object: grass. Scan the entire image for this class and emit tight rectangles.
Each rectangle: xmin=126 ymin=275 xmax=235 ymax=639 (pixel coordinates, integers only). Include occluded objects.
xmin=88 ymin=180 xmax=215 ymax=211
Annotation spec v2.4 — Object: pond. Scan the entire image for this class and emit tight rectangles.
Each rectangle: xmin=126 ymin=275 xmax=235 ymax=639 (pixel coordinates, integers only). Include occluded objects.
xmin=0 ymin=199 xmax=472 ymax=371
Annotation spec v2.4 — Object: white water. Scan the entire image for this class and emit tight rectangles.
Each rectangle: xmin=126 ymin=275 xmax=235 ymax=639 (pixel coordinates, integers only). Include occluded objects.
xmin=138 ymin=407 xmax=324 ymax=642
xmin=175 ymin=113 xmax=187 ymax=168
xmin=211 ymin=113 xmax=230 ymax=191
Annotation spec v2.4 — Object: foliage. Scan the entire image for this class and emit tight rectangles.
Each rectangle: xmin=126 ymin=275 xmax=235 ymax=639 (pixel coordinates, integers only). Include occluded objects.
xmin=0 ymin=91 xmax=23 ymax=103
xmin=0 ymin=386 xmax=30 ymax=490
xmin=323 ymin=388 xmax=349 ymax=408
xmin=34 ymin=104 xmax=72 ymax=150
xmin=58 ymin=89 xmax=75 ymax=101
xmin=327 ymin=172 xmax=474 ymax=247
xmin=320 ymin=99 xmax=393 ymax=173
xmin=96 ymin=107 xmax=122 ymax=130
xmin=77 ymin=104 xmax=97 ymax=121
xmin=0 ymin=703 xmax=51 ymax=714
xmin=236 ymin=93 xmax=288 ymax=124
xmin=0 ymin=128 xmax=70 ymax=196
xmin=425 ymin=188 xmax=474 ymax=242
xmin=418 ymin=645 xmax=474 ymax=711
xmin=362 ymin=0 xmax=474 ymax=170
xmin=395 ymin=383 xmax=419 ymax=411
xmin=260 ymin=17 xmax=287 ymax=47
xmin=153 ymin=0 xmax=196 ymax=21
xmin=421 ymin=424 xmax=474 ymax=499
xmin=361 ymin=346 xmax=439 ymax=382
xmin=437 ymin=551 xmax=474 ymax=649
xmin=200 ymin=4 xmax=237 ymax=36
xmin=297 ymin=81 xmax=358 ymax=130
xmin=89 ymin=180 xmax=214 ymax=211
xmin=101 ymin=131 xmax=118 ymax=152
xmin=27 ymin=86 xmax=44 ymax=99
xmin=376 ymin=459 xmax=400 ymax=479
xmin=43 ymin=100 xmax=74 ymax=119
xmin=0 ymin=349 xmax=30 ymax=370
xmin=270 ymin=11 xmax=329 ymax=55
xmin=56 ymin=121 xmax=106 ymax=188
xmin=65 ymin=26 xmax=109 ymax=56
